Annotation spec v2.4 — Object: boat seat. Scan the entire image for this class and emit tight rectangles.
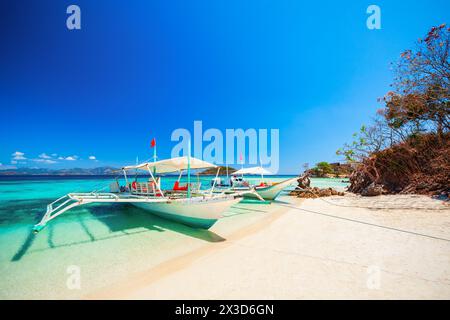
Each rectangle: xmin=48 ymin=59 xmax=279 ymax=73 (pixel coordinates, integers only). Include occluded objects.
xmin=173 ymin=181 xmax=189 ymax=191
xmin=130 ymin=181 xmax=162 ymax=196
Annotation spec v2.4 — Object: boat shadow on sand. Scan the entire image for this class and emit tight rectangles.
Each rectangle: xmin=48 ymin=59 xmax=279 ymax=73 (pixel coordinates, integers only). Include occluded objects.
xmin=11 ymin=203 xmax=227 ymax=262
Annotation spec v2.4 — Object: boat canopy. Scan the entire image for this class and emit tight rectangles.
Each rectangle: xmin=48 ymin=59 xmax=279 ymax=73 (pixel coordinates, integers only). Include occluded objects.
xmin=122 ymin=156 xmax=217 ymax=174
xmin=232 ymin=166 xmax=273 ymax=176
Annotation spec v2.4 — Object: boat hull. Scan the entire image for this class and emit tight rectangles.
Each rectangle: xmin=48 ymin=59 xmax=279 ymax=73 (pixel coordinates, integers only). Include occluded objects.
xmin=243 ymin=178 xmax=298 ymax=200
xmin=132 ymin=196 xmax=239 ymax=229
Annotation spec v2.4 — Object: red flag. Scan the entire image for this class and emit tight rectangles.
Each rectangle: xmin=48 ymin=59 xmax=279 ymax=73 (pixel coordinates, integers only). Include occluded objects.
xmin=151 ymin=138 xmax=156 ymax=148
xmin=239 ymin=152 xmax=243 ymax=162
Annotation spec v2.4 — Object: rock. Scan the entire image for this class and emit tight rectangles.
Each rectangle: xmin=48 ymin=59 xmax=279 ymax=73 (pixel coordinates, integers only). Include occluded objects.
xmin=296 ymin=174 xmax=311 ymax=189
xmin=361 ymin=182 xmax=385 ymax=196
xmin=290 ymin=186 xmax=344 ymax=198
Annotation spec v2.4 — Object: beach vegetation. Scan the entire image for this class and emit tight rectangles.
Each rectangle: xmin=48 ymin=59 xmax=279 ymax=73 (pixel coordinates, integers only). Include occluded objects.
xmin=307 ymin=162 xmax=352 ymax=178
xmin=383 ymin=23 xmax=449 ymax=141
xmin=338 ymin=24 xmax=450 ymax=196
xmin=312 ymin=162 xmax=334 ymax=176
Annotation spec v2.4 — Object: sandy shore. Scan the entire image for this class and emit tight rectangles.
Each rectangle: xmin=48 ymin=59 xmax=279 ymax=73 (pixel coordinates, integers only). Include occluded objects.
xmin=89 ymin=194 xmax=450 ymax=300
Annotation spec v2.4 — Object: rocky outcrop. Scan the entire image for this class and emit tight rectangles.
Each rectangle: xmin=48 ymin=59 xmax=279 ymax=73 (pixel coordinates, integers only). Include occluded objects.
xmin=290 ymin=174 xmax=345 ymax=198
xmin=348 ymin=133 xmax=449 ymax=197
xmin=296 ymin=174 xmax=311 ymax=189
xmin=289 ymin=187 xmax=345 ymax=198
xmin=360 ymin=182 xmax=386 ymax=196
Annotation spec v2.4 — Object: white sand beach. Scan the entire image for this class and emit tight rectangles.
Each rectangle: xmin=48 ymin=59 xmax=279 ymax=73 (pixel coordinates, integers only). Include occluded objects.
xmin=89 ymin=194 xmax=450 ymax=300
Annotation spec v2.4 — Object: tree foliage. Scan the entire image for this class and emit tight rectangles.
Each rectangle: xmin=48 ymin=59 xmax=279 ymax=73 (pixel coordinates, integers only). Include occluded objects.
xmin=336 ymin=115 xmax=393 ymax=162
xmin=312 ymin=162 xmax=334 ymax=176
xmin=338 ymin=24 xmax=450 ymax=163
xmin=383 ymin=24 xmax=450 ymax=137
xmin=337 ymin=24 xmax=450 ymax=195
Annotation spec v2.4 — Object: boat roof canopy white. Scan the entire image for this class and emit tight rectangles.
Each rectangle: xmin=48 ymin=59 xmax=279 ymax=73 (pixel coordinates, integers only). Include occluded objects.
xmin=122 ymin=156 xmax=217 ymax=174
xmin=232 ymin=166 xmax=273 ymax=176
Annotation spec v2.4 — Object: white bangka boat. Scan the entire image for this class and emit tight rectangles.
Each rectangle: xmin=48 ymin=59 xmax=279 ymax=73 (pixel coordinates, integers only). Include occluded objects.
xmin=212 ymin=166 xmax=297 ymax=201
xmin=33 ymin=156 xmax=259 ymax=233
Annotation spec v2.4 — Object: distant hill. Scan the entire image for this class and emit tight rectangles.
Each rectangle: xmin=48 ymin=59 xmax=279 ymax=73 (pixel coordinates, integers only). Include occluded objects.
xmin=0 ymin=165 xmax=239 ymax=176
xmin=199 ymin=166 xmax=236 ymax=175
xmin=0 ymin=166 xmax=118 ymax=176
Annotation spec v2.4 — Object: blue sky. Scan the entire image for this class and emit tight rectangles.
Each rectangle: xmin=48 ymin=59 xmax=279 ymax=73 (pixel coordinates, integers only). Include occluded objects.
xmin=0 ymin=0 xmax=449 ymax=173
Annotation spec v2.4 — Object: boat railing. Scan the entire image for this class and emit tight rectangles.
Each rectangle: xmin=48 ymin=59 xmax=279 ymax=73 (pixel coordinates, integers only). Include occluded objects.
xmin=128 ymin=182 xmax=161 ymax=196
xmin=193 ymin=182 xmax=201 ymax=193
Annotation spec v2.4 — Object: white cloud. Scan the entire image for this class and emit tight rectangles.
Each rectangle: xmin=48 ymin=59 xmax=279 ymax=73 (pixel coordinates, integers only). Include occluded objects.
xmin=12 ymin=151 xmax=26 ymax=160
xmin=65 ymin=156 xmax=76 ymax=161
xmin=39 ymin=153 xmax=52 ymax=159
xmin=58 ymin=156 xmax=64 ymax=160
xmin=33 ymin=159 xmax=57 ymax=164
xmin=88 ymin=156 xmax=96 ymax=160
xmin=0 ymin=164 xmax=17 ymax=170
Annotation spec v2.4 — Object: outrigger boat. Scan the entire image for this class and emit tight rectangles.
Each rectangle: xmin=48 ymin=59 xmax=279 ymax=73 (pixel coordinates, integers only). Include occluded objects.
xmin=33 ymin=156 xmax=262 ymax=233
xmin=211 ymin=166 xmax=297 ymax=201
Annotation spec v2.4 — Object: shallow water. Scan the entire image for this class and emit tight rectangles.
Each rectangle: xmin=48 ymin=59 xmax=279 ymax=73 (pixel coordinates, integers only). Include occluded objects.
xmin=0 ymin=175 xmax=348 ymax=299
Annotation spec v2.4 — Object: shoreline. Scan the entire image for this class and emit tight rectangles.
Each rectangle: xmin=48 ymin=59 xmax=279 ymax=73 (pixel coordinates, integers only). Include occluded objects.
xmin=87 ymin=195 xmax=449 ymax=300
xmin=1 ymin=193 xmax=449 ymax=299
xmin=86 ymin=198 xmax=298 ymax=299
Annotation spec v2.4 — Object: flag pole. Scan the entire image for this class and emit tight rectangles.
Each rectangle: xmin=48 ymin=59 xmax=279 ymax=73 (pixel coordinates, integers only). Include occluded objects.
xmin=135 ymin=156 xmax=139 ymax=180
xmin=240 ymin=152 xmax=244 ymax=178
xmin=187 ymin=140 xmax=191 ymax=199
xmin=151 ymin=138 xmax=157 ymax=176
xmin=226 ymin=160 xmax=229 ymax=179
xmin=259 ymin=155 xmax=264 ymax=182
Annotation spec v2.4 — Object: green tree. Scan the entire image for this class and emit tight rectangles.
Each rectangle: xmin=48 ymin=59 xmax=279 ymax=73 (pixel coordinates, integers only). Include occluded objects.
xmin=336 ymin=116 xmax=393 ymax=162
xmin=313 ymin=162 xmax=334 ymax=177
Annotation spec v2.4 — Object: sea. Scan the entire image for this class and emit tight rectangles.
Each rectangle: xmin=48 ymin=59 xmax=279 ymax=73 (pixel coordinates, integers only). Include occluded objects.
xmin=0 ymin=175 xmax=348 ymax=299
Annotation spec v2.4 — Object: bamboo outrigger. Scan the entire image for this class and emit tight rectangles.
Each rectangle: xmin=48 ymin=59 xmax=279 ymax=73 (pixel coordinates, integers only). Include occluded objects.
xmin=33 ymin=156 xmax=264 ymax=233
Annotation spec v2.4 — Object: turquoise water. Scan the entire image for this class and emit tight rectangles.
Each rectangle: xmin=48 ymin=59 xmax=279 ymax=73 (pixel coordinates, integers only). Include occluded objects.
xmin=0 ymin=175 xmax=347 ymax=227
xmin=0 ymin=175 xmax=348 ymax=299
xmin=0 ymin=175 xmax=291 ymax=225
